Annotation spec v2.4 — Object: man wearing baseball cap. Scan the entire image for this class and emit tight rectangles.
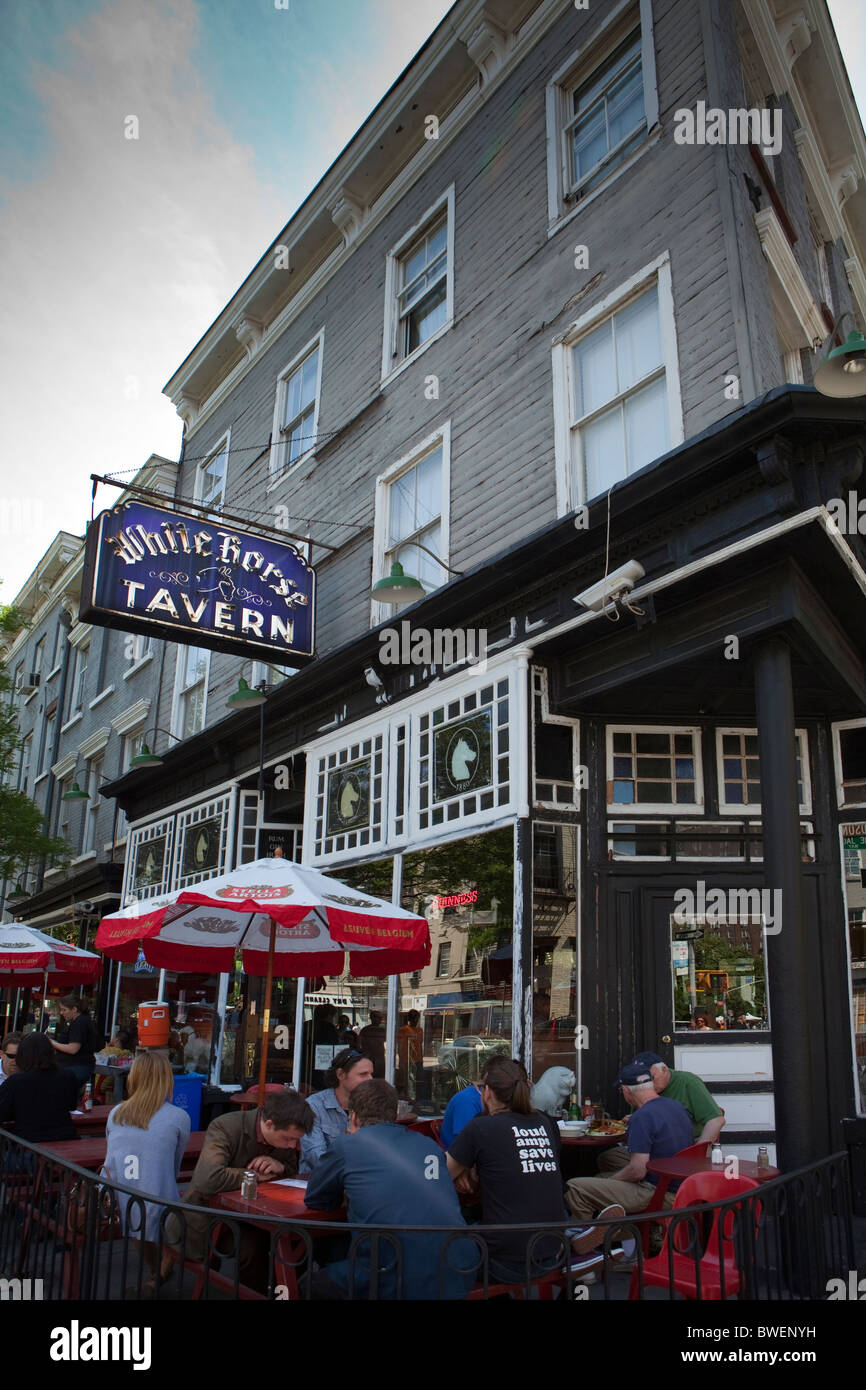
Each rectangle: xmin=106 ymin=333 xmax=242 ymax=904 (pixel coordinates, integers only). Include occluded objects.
xmin=564 ymin=1062 xmax=692 ymax=1247
xmin=596 ymin=1052 xmax=725 ymax=1179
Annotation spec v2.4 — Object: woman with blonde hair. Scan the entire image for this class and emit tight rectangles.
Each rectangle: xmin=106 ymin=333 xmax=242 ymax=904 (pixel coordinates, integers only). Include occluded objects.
xmin=104 ymin=1051 xmax=190 ymax=1295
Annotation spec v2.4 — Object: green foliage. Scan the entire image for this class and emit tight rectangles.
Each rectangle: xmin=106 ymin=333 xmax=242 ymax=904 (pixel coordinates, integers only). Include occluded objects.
xmin=0 ymin=592 xmax=68 ymax=883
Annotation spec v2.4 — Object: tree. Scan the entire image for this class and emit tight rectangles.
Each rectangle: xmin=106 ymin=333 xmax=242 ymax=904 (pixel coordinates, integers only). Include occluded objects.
xmin=0 ymin=597 xmax=69 ymax=884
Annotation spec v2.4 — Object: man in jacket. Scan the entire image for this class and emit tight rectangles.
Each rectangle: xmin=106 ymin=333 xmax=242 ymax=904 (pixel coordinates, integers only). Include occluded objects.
xmin=169 ymin=1090 xmax=314 ymax=1286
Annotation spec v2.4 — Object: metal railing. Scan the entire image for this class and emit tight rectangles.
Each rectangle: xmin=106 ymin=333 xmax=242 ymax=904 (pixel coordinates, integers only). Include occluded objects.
xmin=0 ymin=1133 xmax=856 ymax=1302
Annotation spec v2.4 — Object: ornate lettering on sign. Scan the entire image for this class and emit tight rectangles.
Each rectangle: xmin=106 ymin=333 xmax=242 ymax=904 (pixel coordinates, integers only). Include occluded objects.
xmin=81 ymin=500 xmax=316 ymax=665
xmin=215 ymin=884 xmax=295 ymax=900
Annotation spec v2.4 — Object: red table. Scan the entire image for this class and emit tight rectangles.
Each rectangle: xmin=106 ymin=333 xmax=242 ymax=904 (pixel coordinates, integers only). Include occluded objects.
xmin=70 ymin=1105 xmax=113 ymax=1134
xmin=646 ymin=1154 xmax=779 ymax=1189
xmin=559 ymin=1133 xmax=621 ymax=1150
xmin=43 ymin=1129 xmax=206 ymax=1177
xmin=216 ymin=1178 xmax=343 ymax=1224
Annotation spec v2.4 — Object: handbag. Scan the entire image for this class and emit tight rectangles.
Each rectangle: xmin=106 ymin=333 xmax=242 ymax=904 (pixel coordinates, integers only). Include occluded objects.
xmin=66 ymin=1166 xmax=121 ymax=1240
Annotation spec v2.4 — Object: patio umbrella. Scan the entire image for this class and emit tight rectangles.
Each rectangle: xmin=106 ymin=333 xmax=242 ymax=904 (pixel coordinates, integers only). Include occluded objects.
xmin=95 ymin=856 xmax=430 ymax=1101
xmin=0 ymin=924 xmax=103 ymax=1031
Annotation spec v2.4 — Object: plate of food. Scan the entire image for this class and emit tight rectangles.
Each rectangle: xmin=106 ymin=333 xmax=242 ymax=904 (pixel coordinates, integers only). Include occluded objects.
xmin=587 ymin=1121 xmax=627 ymax=1137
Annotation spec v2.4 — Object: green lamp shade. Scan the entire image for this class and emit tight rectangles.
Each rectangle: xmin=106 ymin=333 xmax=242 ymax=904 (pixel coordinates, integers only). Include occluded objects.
xmin=370 ymin=562 xmax=426 ymax=606
xmin=227 ymin=678 xmax=267 ymax=709
xmin=62 ymin=781 xmax=89 ymax=801
xmin=814 ymin=330 xmax=866 ymax=398
xmin=130 ymin=744 xmax=164 ymax=769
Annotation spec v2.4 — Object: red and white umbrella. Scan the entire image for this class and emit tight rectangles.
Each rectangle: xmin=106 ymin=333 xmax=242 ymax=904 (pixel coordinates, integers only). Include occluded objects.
xmin=95 ymin=856 xmax=429 ymax=1104
xmin=0 ymin=924 xmax=102 ymax=1030
xmin=95 ymin=857 xmax=429 ymax=977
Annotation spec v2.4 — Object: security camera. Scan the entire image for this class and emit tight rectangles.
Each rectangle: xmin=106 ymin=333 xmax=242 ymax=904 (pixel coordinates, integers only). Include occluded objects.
xmin=573 ymin=560 xmax=645 ymax=612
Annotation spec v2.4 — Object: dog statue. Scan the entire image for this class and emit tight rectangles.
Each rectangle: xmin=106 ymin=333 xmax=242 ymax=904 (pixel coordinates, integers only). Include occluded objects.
xmin=531 ymin=1065 xmax=576 ymax=1115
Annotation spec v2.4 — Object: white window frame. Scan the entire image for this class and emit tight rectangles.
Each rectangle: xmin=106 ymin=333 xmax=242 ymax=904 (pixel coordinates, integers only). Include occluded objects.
xmin=532 ymin=667 xmax=582 ymax=812
xmin=195 ymin=431 xmax=230 ymax=514
xmin=18 ymin=732 xmax=33 ymax=794
xmin=606 ymin=725 xmax=704 ymax=814
xmin=251 ymin=659 xmax=297 ymax=689
xmin=716 ymin=727 xmax=812 ymax=816
xmin=268 ymin=330 xmax=324 ymax=486
xmin=170 ymin=646 xmax=211 ymax=744
xmin=545 ymin=0 xmax=659 ymax=233
xmin=832 ymin=718 xmax=866 ymax=810
xmin=381 ymin=186 xmax=455 ymax=386
xmin=371 ymin=422 xmax=451 ymax=627
xmin=552 ymin=252 xmax=683 ymax=515
xmin=82 ymin=754 xmax=104 ymax=855
xmin=68 ymin=637 xmax=90 ymax=717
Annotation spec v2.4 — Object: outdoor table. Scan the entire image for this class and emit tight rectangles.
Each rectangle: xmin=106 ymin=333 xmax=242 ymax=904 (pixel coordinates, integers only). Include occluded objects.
xmin=559 ymin=1132 xmax=622 ymax=1149
xmin=42 ymin=1129 xmax=207 ymax=1176
xmin=94 ymin=1062 xmax=132 ymax=1102
xmin=214 ymin=1178 xmax=345 ymax=1298
xmin=70 ymin=1105 xmax=113 ymax=1135
xmin=646 ymin=1153 xmax=780 ymax=1191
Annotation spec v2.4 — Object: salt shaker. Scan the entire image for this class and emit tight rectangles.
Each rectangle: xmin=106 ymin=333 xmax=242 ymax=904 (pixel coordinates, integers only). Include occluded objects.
xmin=241 ymin=1169 xmax=258 ymax=1201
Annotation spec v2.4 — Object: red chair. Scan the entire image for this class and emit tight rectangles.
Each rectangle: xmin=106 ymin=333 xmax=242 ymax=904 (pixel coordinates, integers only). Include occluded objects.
xmin=629 ymin=1171 xmax=760 ymax=1300
xmin=639 ymin=1141 xmax=711 ymax=1253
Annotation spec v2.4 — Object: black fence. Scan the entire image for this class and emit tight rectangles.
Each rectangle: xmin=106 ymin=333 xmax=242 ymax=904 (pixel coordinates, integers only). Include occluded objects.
xmin=0 ymin=1132 xmax=857 ymax=1302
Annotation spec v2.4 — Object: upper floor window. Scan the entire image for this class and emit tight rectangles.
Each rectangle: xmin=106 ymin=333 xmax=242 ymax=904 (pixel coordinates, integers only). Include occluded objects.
xmin=546 ymin=1 xmax=658 ymax=227
xmin=18 ymin=733 xmax=32 ymax=793
xmin=372 ymin=426 xmax=451 ymax=621
xmin=68 ymin=639 xmax=89 ymax=717
xmin=607 ymin=726 xmax=703 ymax=813
xmin=32 ymin=636 xmax=46 ymax=680
xmin=269 ymin=333 xmax=323 ymax=482
xmin=553 ymin=257 xmax=682 ymax=512
xmin=82 ymin=755 xmax=104 ymax=854
xmin=196 ymin=435 xmax=228 ymax=512
xmin=40 ymin=712 xmax=56 ymax=775
xmin=382 ymin=188 xmax=454 ymax=380
xmin=173 ymin=646 xmax=209 ymax=741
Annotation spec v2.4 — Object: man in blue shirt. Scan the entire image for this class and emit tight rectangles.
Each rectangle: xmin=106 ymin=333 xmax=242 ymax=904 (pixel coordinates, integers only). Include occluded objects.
xmin=305 ymin=1080 xmax=476 ymax=1300
xmin=564 ymin=1062 xmax=693 ymax=1250
xmin=440 ymin=1082 xmax=484 ymax=1149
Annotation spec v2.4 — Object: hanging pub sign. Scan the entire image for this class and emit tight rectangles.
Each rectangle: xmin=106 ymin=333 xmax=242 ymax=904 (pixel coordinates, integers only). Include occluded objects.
xmin=81 ymin=499 xmax=316 ymax=664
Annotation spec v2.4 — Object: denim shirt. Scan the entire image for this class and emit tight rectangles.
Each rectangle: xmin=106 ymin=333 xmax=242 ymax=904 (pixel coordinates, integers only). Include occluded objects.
xmin=300 ymin=1088 xmax=348 ymax=1175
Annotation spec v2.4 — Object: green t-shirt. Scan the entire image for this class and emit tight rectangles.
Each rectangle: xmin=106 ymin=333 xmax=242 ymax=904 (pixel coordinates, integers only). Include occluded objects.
xmin=663 ymin=1069 xmax=723 ymax=1140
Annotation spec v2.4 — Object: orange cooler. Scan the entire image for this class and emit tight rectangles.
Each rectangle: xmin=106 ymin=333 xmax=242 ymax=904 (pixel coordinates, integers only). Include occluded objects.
xmin=138 ymin=1001 xmax=170 ymax=1046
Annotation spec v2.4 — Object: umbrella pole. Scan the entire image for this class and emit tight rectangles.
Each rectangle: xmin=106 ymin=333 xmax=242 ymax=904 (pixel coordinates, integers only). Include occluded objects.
xmin=39 ymin=969 xmax=49 ymax=1032
xmin=3 ymin=980 xmax=10 ymax=1034
xmin=257 ymin=918 xmax=276 ymax=1107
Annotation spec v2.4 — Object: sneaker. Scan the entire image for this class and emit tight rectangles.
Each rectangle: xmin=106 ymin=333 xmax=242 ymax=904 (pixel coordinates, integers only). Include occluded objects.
xmin=570 ymin=1204 xmax=627 ymax=1256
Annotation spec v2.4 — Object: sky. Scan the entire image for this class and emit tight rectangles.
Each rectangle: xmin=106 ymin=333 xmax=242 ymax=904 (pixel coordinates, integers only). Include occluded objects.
xmin=0 ymin=0 xmax=864 ymax=604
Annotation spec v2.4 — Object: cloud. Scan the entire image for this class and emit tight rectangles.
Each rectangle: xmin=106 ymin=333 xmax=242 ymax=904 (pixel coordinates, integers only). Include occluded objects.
xmin=0 ymin=0 xmax=286 ymax=596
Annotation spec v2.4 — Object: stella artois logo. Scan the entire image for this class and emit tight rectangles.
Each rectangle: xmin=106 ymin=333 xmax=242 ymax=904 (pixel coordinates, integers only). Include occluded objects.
xmin=259 ymin=919 xmax=321 ymax=940
xmin=216 ymin=884 xmax=294 ymax=900
xmin=189 ymin=916 xmax=238 ymax=934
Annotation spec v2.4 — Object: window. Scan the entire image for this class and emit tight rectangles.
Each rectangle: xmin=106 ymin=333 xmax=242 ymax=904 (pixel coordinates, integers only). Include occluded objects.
xmin=716 ymin=729 xmax=810 ymax=814
xmin=40 ymin=713 xmax=56 ymax=775
xmin=196 ymin=435 xmax=228 ymax=512
xmin=372 ymin=427 xmax=450 ymax=620
xmin=56 ymin=775 xmax=73 ymax=843
xmin=607 ymin=727 xmax=702 ymax=812
xmin=553 ymin=258 xmax=682 ymax=511
xmin=32 ymin=636 xmax=46 ymax=680
xmin=18 ymin=733 xmax=32 ymax=793
xmin=436 ymin=942 xmax=452 ymax=978
xmin=382 ymin=189 xmax=454 ymax=379
xmin=671 ymin=913 xmax=769 ymax=1032
xmin=270 ymin=333 xmax=323 ymax=481
xmin=834 ymin=721 xmax=866 ymax=807
xmin=68 ymin=640 xmax=89 ymax=716
xmin=173 ymin=646 xmax=209 ymax=741
xmin=82 ymin=756 xmax=103 ymax=854
xmin=546 ymin=1 xmax=658 ymax=226
xmin=50 ymin=622 xmax=64 ymax=672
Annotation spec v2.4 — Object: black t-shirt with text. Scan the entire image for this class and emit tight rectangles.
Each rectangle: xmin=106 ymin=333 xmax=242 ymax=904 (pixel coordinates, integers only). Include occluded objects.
xmin=448 ymin=1110 xmax=565 ymax=1270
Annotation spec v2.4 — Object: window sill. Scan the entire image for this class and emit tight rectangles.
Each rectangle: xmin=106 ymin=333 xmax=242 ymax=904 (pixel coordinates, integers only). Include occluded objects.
xmin=61 ymin=712 xmax=83 ymax=734
xmin=380 ymin=319 xmax=453 ymax=390
xmin=46 ymin=664 xmax=63 ymax=682
xmin=123 ymin=654 xmax=154 ymax=680
xmin=44 ymin=865 xmax=65 ymax=880
xmin=266 ymin=450 xmax=317 ymax=493
xmin=23 ymin=690 xmax=39 ymax=706
xmin=70 ymin=851 xmax=99 ymax=866
xmin=89 ymin=685 xmax=115 ymax=709
xmin=34 ymin=771 xmax=50 ymax=786
xmin=548 ymin=125 xmax=661 ymax=240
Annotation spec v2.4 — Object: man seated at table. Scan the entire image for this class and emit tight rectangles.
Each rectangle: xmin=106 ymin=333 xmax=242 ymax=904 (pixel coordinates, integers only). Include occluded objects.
xmin=440 ymin=1081 xmax=484 ymax=1150
xmin=301 ymin=1047 xmax=375 ymax=1175
xmin=304 ymin=1080 xmax=475 ymax=1300
xmin=168 ymin=1090 xmax=314 ymax=1287
xmin=0 ymin=1033 xmax=22 ymax=1087
xmin=596 ymin=1050 xmax=724 ymax=1178
xmin=564 ymin=1063 xmax=693 ymax=1251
